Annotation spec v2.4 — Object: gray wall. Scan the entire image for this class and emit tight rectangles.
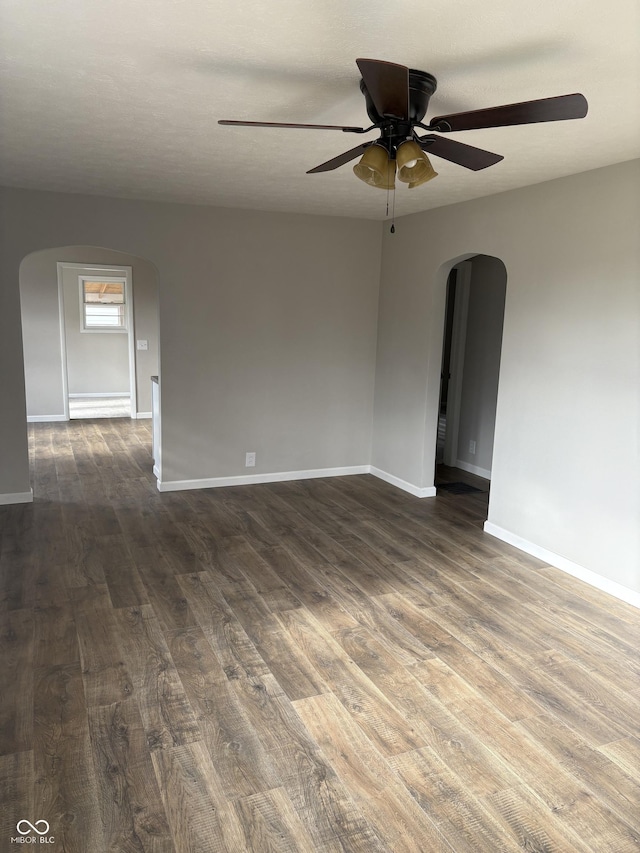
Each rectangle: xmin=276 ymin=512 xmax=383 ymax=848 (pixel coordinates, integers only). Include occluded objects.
xmin=3 ymin=193 xmax=381 ymax=490
xmin=19 ymin=251 xmax=65 ymax=418
xmin=372 ymin=158 xmax=640 ymax=593
xmin=20 ymin=247 xmax=160 ymax=416
xmin=456 ymin=255 xmax=506 ymax=475
xmin=62 ymin=265 xmax=130 ymax=396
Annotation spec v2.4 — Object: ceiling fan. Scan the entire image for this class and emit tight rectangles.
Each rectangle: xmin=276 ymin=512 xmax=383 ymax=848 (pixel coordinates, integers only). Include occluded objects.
xmin=219 ymin=58 xmax=588 ymax=189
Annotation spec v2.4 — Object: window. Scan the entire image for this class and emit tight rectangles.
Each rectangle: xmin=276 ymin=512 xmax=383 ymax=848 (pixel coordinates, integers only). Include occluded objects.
xmin=80 ymin=277 xmax=127 ymax=332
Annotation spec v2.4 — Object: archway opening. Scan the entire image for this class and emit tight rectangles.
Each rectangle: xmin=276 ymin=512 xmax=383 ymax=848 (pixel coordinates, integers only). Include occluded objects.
xmin=20 ymin=246 xmax=159 ymax=421
xmin=432 ymin=254 xmax=507 ymax=516
xmin=19 ymin=245 xmax=161 ymax=483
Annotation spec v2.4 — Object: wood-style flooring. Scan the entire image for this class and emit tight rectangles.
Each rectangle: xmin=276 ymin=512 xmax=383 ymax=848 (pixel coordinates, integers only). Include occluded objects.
xmin=1 ymin=419 xmax=639 ymax=852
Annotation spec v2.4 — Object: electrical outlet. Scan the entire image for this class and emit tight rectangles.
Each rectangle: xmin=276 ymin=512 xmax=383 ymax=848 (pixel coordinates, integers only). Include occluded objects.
xmin=136 ymin=340 xmax=148 ymax=350
xmin=245 ymin=452 xmax=256 ymax=468
xmin=469 ymin=440 xmax=476 ymax=455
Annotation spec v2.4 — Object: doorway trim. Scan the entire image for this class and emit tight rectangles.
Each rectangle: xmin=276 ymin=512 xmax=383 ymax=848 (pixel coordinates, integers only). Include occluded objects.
xmin=56 ymin=262 xmax=136 ymax=419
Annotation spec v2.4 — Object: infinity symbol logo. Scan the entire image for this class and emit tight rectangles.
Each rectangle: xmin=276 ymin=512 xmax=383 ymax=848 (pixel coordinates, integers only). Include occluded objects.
xmin=16 ymin=820 xmax=50 ymax=836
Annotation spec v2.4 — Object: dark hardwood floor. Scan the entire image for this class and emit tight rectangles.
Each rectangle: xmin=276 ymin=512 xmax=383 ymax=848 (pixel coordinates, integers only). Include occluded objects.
xmin=1 ymin=419 xmax=639 ymax=851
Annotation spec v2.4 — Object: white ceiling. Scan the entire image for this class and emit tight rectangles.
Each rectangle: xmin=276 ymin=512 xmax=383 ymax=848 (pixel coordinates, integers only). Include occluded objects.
xmin=1 ymin=0 xmax=639 ymax=220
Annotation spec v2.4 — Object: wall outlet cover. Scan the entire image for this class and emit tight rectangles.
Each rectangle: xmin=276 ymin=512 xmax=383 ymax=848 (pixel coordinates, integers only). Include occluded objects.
xmin=245 ymin=452 xmax=256 ymax=467
xmin=137 ymin=340 xmax=148 ymax=350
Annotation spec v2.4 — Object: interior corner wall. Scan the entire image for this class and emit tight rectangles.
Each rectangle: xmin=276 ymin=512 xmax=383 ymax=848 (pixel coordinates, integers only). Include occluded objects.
xmin=19 ymin=248 xmax=159 ymax=417
xmin=372 ymin=159 xmax=640 ymax=594
xmin=1 ymin=188 xmax=382 ymax=499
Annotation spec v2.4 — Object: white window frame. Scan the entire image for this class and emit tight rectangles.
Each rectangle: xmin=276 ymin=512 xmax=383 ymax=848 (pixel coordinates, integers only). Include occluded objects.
xmin=79 ymin=275 xmax=128 ymax=333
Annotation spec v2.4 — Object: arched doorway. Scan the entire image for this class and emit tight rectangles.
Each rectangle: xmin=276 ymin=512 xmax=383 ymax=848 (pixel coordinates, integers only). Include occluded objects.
xmin=433 ymin=254 xmax=507 ymax=512
xmin=20 ymin=246 xmax=159 ymax=424
xmin=19 ymin=245 xmax=161 ymax=490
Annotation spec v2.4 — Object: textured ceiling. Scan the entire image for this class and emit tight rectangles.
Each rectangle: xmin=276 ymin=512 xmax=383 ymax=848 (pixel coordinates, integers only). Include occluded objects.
xmin=1 ymin=0 xmax=639 ymax=219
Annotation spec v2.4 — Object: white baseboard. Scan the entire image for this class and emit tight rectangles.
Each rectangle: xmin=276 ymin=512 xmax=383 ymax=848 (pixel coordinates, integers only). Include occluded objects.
xmin=369 ymin=467 xmax=437 ymax=498
xmin=135 ymin=412 xmax=152 ymax=419
xmin=456 ymin=459 xmax=492 ymax=480
xmin=157 ymin=464 xmax=439 ymax=499
xmin=68 ymin=392 xmax=131 ymax=398
xmin=153 ymin=464 xmax=161 ymax=480
xmin=0 ymin=489 xmax=34 ymax=506
xmin=484 ymin=521 xmax=640 ymax=610
xmin=157 ymin=465 xmax=371 ymax=493
xmin=27 ymin=414 xmax=67 ymax=423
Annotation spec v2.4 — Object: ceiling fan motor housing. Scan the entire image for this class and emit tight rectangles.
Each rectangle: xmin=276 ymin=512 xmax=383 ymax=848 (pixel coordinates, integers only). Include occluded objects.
xmin=359 ymin=68 xmax=438 ymax=126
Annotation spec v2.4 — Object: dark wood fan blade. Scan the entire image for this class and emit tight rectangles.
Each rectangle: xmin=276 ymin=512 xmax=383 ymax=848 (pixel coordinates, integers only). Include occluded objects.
xmin=356 ymin=58 xmax=409 ymax=121
xmin=307 ymin=142 xmax=374 ymax=174
xmin=429 ymin=93 xmax=588 ymax=132
xmin=218 ymin=120 xmax=365 ymax=132
xmin=418 ymin=134 xmax=503 ymax=170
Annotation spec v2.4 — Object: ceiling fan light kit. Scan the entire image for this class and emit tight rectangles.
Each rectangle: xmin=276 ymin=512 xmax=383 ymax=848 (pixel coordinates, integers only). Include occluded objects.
xmin=219 ymin=57 xmax=587 ymax=193
xmin=353 ymin=144 xmax=397 ymax=189
xmin=396 ymin=140 xmax=438 ymax=186
xmin=406 ymin=158 xmax=439 ymax=189
xmin=351 ymin=139 xmax=438 ymax=190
